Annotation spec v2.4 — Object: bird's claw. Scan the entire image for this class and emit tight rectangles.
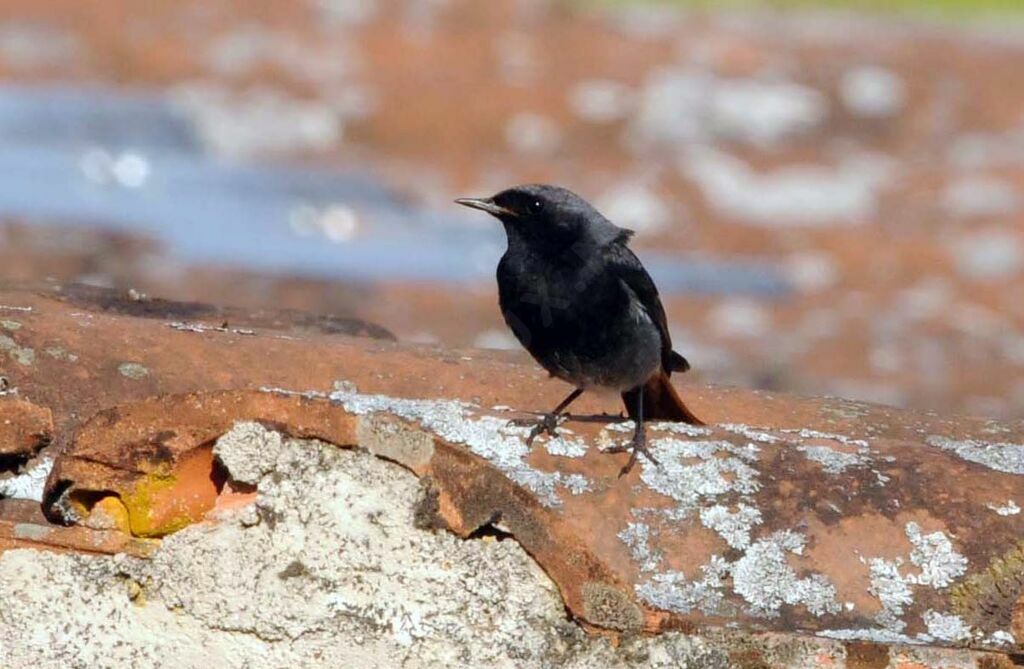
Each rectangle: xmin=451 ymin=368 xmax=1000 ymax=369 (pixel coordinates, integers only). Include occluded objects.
xmin=509 ymin=413 xmax=561 ymax=446
xmin=606 ymin=431 xmax=659 ymax=477
xmin=528 ymin=413 xmax=561 ymax=446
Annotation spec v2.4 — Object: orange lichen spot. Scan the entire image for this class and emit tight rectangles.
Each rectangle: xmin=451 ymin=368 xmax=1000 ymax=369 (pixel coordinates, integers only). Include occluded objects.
xmin=84 ymin=495 xmax=132 ymax=534
xmin=120 ymin=447 xmax=221 ymax=537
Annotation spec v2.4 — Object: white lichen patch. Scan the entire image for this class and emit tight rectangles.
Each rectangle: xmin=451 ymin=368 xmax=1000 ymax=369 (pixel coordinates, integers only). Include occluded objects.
xmin=559 ymin=474 xmax=592 ymax=496
xmin=817 ymin=628 xmax=920 ymax=645
xmin=782 ymin=428 xmax=869 ymax=449
xmin=168 ymin=321 xmax=256 ymax=336
xmin=44 ymin=346 xmax=78 ymax=362
xmin=926 ymin=435 xmax=1024 ymax=475
xmin=117 ymin=362 xmax=149 ymax=380
xmin=0 ymin=334 xmax=34 ymax=366
xmin=920 ymin=610 xmax=973 ymax=643
xmin=168 ymin=321 xmax=215 ymax=333
xmin=318 ymin=385 xmax=591 ymax=506
xmin=635 ymin=483 xmax=839 ymax=620
xmin=698 ymin=504 xmax=762 ymax=550
xmin=718 ymin=424 xmax=780 ymax=444
xmin=853 ymin=524 xmax=969 ymax=638
xmin=640 ymin=439 xmax=760 ymax=518
xmin=617 ymin=522 xmax=662 ymax=572
xmin=988 ymin=631 xmax=1016 ymax=646
xmin=543 ymin=435 xmax=589 ymax=458
xmin=731 ymin=531 xmax=841 ymax=618
xmin=634 ymin=557 xmax=730 ymax=617
xmin=904 ymin=522 xmax=967 ymax=588
xmin=725 ymin=425 xmax=880 ymax=479
xmin=0 ymin=458 xmax=53 ymax=502
xmin=648 ymin=422 xmax=712 ymax=437
xmin=986 ymin=499 xmax=1020 ymax=515
xmin=796 ymin=444 xmax=871 ymax=475
xmin=633 ymin=435 xmax=845 ymax=620
xmin=603 ymin=421 xmax=635 ymax=433
xmin=867 ymin=558 xmax=913 ymax=632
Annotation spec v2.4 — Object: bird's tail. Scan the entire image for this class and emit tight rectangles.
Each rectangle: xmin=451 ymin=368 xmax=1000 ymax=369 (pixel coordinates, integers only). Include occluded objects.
xmin=622 ymin=370 xmax=704 ymax=424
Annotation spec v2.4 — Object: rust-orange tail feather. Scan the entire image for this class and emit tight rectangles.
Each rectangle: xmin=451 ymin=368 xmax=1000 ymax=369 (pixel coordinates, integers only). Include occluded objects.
xmin=621 ymin=371 xmax=704 ymax=425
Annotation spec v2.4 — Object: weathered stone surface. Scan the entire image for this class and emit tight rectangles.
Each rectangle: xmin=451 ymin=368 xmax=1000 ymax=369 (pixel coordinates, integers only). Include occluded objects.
xmin=1 ymin=283 xmax=1021 ymax=662
xmin=2 ymin=427 xmax=1013 ymax=668
xmin=0 ymin=396 xmax=52 ymax=459
xmin=0 ymin=498 xmax=155 ymax=557
xmin=42 ymin=382 xmax=1024 ymax=653
xmin=1013 ymin=592 xmax=1024 ymax=642
xmin=44 ymin=391 xmax=359 ymax=536
xmin=0 ymin=282 xmax=397 ymax=448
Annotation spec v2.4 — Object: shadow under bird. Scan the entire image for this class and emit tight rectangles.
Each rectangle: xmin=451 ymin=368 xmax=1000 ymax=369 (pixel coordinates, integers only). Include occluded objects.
xmin=456 ymin=184 xmax=703 ymax=474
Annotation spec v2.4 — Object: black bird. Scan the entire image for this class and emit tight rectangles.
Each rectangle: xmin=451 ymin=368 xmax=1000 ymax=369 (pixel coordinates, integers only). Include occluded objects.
xmin=456 ymin=184 xmax=703 ymax=474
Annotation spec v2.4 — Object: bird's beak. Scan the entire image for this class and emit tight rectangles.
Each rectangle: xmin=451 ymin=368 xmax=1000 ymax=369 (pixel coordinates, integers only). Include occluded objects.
xmin=455 ymin=197 xmax=516 ymax=218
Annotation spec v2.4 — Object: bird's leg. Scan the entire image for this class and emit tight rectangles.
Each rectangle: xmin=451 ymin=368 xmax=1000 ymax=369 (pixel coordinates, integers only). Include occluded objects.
xmin=512 ymin=388 xmax=584 ymax=446
xmin=607 ymin=388 xmax=660 ymax=476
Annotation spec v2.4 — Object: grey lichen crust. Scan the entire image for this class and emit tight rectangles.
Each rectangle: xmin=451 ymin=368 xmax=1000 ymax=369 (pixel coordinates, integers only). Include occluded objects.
xmin=904 ymin=522 xmax=968 ymax=589
xmin=635 ymin=558 xmax=732 ymax=617
xmin=731 ymin=531 xmax=841 ymax=618
xmin=322 ymin=385 xmax=592 ymax=506
xmin=617 ymin=521 xmax=663 ymax=573
xmin=0 ymin=423 xmax=789 ymax=669
xmin=618 ymin=422 xmax=1008 ymax=646
xmin=829 ymin=523 xmax=971 ymax=644
xmin=631 ymin=434 xmax=843 ymax=621
xmin=925 ymin=435 xmax=1024 ymax=475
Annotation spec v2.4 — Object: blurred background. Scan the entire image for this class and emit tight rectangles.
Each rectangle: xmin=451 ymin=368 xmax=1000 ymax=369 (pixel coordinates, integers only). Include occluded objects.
xmin=0 ymin=0 xmax=1022 ymax=418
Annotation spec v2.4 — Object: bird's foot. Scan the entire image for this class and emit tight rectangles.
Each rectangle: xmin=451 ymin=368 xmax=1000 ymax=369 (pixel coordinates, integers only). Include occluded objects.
xmin=509 ymin=413 xmax=561 ymax=446
xmin=605 ymin=430 xmax=659 ymax=477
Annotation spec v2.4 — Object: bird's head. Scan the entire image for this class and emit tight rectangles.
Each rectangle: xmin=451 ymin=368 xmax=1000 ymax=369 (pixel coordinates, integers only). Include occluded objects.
xmin=456 ymin=184 xmax=627 ymax=253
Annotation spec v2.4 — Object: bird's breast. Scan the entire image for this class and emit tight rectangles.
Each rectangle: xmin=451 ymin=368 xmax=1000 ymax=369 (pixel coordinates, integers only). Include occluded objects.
xmin=496 ymin=252 xmax=661 ymax=390
xmin=497 ymin=254 xmax=613 ymax=326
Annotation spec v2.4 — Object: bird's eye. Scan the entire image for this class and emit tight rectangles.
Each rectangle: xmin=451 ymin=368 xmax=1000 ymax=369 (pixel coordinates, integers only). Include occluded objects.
xmin=529 ymin=200 xmax=544 ymax=213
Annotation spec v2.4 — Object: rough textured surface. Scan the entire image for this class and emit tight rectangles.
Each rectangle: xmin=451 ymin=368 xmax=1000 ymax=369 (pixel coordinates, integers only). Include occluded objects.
xmin=0 ymin=282 xmax=398 ymax=452
xmin=5 ymin=428 xmax=604 ymax=668
xmin=39 ymin=385 xmax=1024 ymax=655
xmin=1 ymin=425 xmax=1010 ymax=668
xmin=0 ymin=497 xmax=155 ymax=556
xmin=0 ymin=396 xmax=52 ymax=459
xmin=42 ymin=390 xmax=360 ymax=536
xmin=1015 ymin=593 xmax=1024 ymax=641
xmin=1 ymin=285 xmax=1022 ymax=664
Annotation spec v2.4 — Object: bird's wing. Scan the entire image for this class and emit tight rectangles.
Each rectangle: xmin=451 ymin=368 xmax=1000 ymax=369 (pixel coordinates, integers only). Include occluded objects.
xmin=605 ymin=242 xmax=688 ymax=374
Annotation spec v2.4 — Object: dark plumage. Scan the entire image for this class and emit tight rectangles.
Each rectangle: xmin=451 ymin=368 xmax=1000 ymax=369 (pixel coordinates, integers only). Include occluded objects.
xmin=456 ymin=184 xmax=703 ymax=474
